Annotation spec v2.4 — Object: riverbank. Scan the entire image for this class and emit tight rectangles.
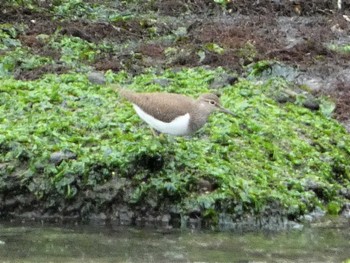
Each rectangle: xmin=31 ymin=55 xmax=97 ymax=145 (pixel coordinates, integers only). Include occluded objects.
xmin=0 ymin=0 xmax=350 ymax=230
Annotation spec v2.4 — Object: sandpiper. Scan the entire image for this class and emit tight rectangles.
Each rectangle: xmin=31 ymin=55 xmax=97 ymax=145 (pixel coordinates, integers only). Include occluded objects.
xmin=114 ymin=86 xmax=235 ymax=136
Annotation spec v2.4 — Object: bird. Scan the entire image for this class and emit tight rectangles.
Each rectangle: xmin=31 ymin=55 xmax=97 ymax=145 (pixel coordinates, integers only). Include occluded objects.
xmin=113 ymin=86 xmax=235 ymax=136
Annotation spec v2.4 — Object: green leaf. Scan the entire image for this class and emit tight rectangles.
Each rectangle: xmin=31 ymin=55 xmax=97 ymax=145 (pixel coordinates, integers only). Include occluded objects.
xmin=320 ymin=99 xmax=336 ymax=118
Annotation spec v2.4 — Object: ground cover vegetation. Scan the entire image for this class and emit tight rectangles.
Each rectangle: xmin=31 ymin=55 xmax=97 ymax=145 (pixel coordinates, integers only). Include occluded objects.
xmin=0 ymin=0 xmax=350 ymax=229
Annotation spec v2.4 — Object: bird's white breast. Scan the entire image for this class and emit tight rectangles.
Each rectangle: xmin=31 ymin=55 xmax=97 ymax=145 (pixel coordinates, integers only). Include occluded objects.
xmin=133 ymin=104 xmax=191 ymax=136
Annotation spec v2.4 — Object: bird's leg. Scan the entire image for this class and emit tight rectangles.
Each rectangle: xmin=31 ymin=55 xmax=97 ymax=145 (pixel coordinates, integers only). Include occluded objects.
xmin=150 ymin=128 xmax=160 ymax=137
xmin=150 ymin=128 xmax=167 ymax=143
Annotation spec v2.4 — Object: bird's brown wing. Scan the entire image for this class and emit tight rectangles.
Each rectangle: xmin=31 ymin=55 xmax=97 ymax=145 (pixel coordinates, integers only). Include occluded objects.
xmin=120 ymin=90 xmax=195 ymax=123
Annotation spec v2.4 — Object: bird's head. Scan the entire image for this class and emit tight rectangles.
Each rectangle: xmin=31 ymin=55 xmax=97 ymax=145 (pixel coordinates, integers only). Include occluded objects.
xmin=198 ymin=93 xmax=236 ymax=116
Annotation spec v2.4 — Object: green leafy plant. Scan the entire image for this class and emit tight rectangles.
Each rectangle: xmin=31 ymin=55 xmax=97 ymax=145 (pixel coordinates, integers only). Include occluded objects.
xmin=0 ymin=68 xmax=350 ymax=225
xmin=328 ymin=43 xmax=350 ymax=54
xmin=0 ymin=47 xmax=52 ymax=76
xmin=49 ymin=36 xmax=97 ymax=67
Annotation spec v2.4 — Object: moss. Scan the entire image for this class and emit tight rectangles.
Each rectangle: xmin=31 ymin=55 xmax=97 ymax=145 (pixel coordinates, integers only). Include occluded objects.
xmin=327 ymin=201 xmax=342 ymax=215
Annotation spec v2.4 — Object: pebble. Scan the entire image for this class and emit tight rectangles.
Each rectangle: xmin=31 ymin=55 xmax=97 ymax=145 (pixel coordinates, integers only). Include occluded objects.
xmin=88 ymin=72 xmax=106 ymax=85
xmin=50 ymin=150 xmax=77 ymax=165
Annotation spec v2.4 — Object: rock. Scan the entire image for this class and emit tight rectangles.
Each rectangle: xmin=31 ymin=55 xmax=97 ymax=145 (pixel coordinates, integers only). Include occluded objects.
xmin=49 ymin=152 xmax=65 ymax=165
xmin=288 ymin=221 xmax=304 ymax=230
xmin=218 ymin=213 xmax=235 ymax=231
xmin=161 ymin=213 xmax=171 ymax=226
xmin=146 ymin=197 xmax=158 ymax=209
xmin=117 ymin=207 xmax=134 ymax=225
xmin=275 ymin=92 xmax=296 ymax=103
xmin=303 ymin=98 xmax=320 ymax=111
xmin=89 ymin=213 xmax=107 ymax=225
xmin=63 ymin=150 xmax=77 ymax=160
xmin=118 ymin=212 xmax=130 ymax=223
xmin=91 ymin=177 xmax=126 ymax=203
xmin=300 ymin=214 xmax=313 ymax=223
xmin=88 ymin=72 xmax=106 ymax=85
xmin=19 ymin=211 xmax=37 ymax=220
xmin=308 ymin=206 xmax=326 ymax=219
xmin=305 ymin=180 xmax=326 ymax=199
xmin=344 ymin=120 xmax=350 ymax=133
xmin=50 ymin=150 xmax=77 ymax=165
xmin=147 ymin=215 xmax=156 ymax=225
xmin=340 ymin=203 xmax=350 ymax=218
xmin=188 ymin=217 xmax=201 ymax=229
xmin=197 ymin=178 xmax=214 ymax=193
xmin=152 ymin=78 xmax=171 ymax=87
xmin=209 ymin=73 xmax=238 ymax=89
xmin=173 ymin=27 xmax=187 ymax=37
xmin=339 ymin=188 xmax=350 ymax=199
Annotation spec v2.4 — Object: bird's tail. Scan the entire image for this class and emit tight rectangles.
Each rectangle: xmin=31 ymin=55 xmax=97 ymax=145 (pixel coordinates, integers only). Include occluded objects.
xmin=110 ymin=84 xmax=121 ymax=93
xmin=110 ymin=84 xmax=137 ymax=101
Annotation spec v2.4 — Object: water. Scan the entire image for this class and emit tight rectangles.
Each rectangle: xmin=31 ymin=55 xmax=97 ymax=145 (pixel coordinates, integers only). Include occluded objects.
xmin=0 ymin=218 xmax=349 ymax=263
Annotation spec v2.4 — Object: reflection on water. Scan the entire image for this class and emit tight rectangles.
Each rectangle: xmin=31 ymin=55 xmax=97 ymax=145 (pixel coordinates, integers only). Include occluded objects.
xmin=0 ymin=218 xmax=349 ymax=263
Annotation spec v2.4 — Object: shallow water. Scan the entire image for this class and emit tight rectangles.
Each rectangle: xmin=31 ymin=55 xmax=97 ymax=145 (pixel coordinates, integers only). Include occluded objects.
xmin=0 ymin=219 xmax=349 ymax=263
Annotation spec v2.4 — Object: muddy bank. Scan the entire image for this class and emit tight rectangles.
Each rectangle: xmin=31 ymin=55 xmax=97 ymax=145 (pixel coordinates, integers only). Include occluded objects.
xmin=0 ymin=1 xmax=350 ymax=230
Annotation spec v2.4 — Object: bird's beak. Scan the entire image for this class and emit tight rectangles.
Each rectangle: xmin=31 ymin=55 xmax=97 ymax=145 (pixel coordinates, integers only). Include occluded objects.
xmin=218 ymin=105 xmax=236 ymax=117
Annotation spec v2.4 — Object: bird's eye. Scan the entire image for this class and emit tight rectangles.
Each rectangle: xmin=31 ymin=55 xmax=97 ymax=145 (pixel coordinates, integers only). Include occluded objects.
xmin=209 ymin=100 xmax=215 ymax=105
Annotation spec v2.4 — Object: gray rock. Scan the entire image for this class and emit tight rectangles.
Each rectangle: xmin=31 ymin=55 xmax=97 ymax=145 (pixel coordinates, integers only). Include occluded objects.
xmin=300 ymin=214 xmax=313 ymax=223
xmin=209 ymin=73 xmax=238 ymax=89
xmin=341 ymin=203 xmax=350 ymax=218
xmin=49 ymin=152 xmax=65 ymax=165
xmin=88 ymin=72 xmax=106 ymax=85
xmin=197 ymin=178 xmax=214 ymax=193
xmin=50 ymin=150 xmax=77 ymax=165
xmin=161 ymin=213 xmax=171 ymax=225
xmin=309 ymin=206 xmax=326 ymax=219
xmin=339 ymin=188 xmax=350 ymax=199
xmin=89 ymin=213 xmax=107 ymax=225
xmin=288 ymin=221 xmax=304 ymax=230
xmin=303 ymin=98 xmax=320 ymax=111
xmin=117 ymin=207 xmax=134 ymax=225
xmin=63 ymin=150 xmax=77 ymax=160
xmin=152 ymin=78 xmax=171 ymax=87
xmin=275 ymin=92 xmax=296 ymax=103
xmin=173 ymin=26 xmax=187 ymax=37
